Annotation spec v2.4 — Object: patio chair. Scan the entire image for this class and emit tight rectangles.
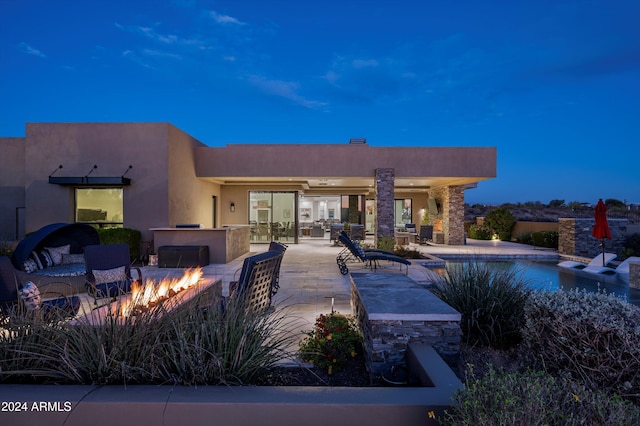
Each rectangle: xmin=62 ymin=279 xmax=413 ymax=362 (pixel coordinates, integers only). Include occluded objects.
xmin=336 ymin=231 xmax=410 ymax=275
xmin=84 ymin=244 xmax=141 ymax=305
xmin=558 ymin=253 xmax=617 ymax=269
xmin=419 ymin=225 xmax=433 ymax=244
xmin=349 ymin=224 xmax=365 ymax=241
xmin=330 ymin=223 xmax=344 ymax=245
xmin=228 ymin=245 xmax=286 ymax=312
xmin=0 ymin=256 xmax=80 ymax=321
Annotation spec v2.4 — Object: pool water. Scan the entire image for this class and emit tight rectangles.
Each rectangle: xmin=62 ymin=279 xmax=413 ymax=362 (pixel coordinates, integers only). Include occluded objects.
xmin=440 ymin=260 xmax=640 ymax=307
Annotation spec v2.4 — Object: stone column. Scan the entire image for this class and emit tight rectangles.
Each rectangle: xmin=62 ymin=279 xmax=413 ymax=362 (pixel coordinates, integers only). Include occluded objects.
xmin=430 ymin=185 xmax=465 ymax=245
xmin=348 ymin=195 xmax=359 ymax=224
xmin=374 ymin=168 xmax=394 ymax=246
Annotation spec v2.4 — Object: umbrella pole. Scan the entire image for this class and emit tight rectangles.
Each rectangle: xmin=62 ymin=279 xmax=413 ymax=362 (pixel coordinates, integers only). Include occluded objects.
xmin=602 ymin=239 xmax=605 ymax=266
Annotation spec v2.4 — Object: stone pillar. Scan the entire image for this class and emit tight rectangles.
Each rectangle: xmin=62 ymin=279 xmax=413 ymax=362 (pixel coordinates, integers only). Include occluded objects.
xmin=348 ymin=195 xmax=359 ymax=224
xmin=374 ymin=168 xmax=394 ymax=246
xmin=630 ymin=262 xmax=640 ymax=290
xmin=558 ymin=218 xmax=627 ymax=258
xmin=430 ymin=185 xmax=465 ymax=245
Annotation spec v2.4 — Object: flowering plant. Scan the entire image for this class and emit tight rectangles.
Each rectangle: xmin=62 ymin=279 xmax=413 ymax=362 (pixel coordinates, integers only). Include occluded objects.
xmin=299 ymin=312 xmax=362 ymax=374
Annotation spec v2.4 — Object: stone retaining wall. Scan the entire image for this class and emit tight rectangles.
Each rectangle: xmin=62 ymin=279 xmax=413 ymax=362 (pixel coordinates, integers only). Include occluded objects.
xmin=558 ymin=218 xmax=627 ymax=258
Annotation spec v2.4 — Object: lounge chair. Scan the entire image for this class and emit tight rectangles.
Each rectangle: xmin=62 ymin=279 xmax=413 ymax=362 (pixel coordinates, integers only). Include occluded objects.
xmin=84 ymin=244 xmax=141 ymax=305
xmin=582 ymin=256 xmax=640 ymax=275
xmin=558 ymin=253 xmax=617 ymax=269
xmin=0 ymin=256 xmax=80 ymax=320
xmin=336 ymin=231 xmax=410 ymax=275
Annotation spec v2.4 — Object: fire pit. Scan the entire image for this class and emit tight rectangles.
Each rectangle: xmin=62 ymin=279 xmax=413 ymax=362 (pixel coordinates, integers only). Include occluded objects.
xmin=71 ymin=268 xmax=222 ymax=325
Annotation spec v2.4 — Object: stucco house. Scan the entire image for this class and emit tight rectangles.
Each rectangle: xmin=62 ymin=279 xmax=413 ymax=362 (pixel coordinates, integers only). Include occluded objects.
xmin=0 ymin=122 xmax=496 ymax=257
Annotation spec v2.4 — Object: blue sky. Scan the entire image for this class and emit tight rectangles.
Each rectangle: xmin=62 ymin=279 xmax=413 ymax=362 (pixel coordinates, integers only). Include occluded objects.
xmin=1 ymin=0 xmax=639 ymax=205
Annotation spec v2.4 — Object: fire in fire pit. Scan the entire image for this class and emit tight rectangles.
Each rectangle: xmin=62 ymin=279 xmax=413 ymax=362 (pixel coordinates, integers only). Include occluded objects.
xmin=120 ymin=267 xmax=203 ymax=317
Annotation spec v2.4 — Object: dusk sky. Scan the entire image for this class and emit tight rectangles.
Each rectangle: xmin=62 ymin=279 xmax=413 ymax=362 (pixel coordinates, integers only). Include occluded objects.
xmin=1 ymin=0 xmax=639 ymax=205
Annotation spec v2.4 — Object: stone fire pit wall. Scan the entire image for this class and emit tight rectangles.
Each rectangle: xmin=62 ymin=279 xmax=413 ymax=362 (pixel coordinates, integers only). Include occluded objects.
xmin=349 ymin=273 xmax=462 ymax=378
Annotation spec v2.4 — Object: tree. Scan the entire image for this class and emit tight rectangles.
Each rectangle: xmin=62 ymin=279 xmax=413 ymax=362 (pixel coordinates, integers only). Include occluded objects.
xmin=548 ymin=199 xmax=565 ymax=208
xmin=484 ymin=208 xmax=516 ymax=241
xmin=605 ymin=198 xmax=625 ymax=209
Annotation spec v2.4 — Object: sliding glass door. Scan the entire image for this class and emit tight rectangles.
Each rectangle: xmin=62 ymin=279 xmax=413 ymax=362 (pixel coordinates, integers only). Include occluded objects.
xmin=249 ymin=191 xmax=297 ymax=243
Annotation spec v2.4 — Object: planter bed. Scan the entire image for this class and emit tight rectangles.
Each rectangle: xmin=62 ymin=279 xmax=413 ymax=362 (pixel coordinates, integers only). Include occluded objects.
xmin=0 ymin=344 xmax=461 ymax=426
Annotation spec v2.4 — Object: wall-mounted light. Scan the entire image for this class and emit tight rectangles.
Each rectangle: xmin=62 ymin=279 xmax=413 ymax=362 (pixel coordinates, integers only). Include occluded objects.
xmin=230 ymin=202 xmax=235 ymax=212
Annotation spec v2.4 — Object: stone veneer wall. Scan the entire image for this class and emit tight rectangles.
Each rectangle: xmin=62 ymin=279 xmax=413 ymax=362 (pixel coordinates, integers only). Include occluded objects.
xmin=375 ymin=168 xmax=395 ymax=246
xmin=630 ymin=262 xmax=640 ymax=290
xmin=430 ymin=186 xmax=465 ymax=245
xmin=558 ymin=218 xmax=628 ymax=258
xmin=351 ymin=284 xmax=461 ymax=378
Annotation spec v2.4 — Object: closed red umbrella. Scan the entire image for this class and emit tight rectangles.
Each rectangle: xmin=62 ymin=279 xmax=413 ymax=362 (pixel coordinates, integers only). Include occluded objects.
xmin=591 ymin=199 xmax=611 ymax=266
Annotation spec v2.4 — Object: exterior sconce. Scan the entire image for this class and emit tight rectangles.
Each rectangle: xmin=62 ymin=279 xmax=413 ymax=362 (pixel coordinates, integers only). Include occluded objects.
xmin=230 ymin=202 xmax=235 ymax=212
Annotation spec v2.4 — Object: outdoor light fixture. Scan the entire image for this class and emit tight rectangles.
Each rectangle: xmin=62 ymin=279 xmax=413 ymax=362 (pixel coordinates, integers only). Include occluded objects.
xmin=230 ymin=202 xmax=235 ymax=212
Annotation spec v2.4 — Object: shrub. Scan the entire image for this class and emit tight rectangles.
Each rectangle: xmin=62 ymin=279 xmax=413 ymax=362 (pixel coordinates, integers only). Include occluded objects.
xmin=468 ymin=224 xmax=492 ymax=240
xmin=376 ymin=235 xmax=395 ymax=252
xmin=97 ymin=228 xmax=142 ymax=261
xmin=623 ymin=233 xmax=640 ymax=258
xmin=521 ymin=290 xmax=640 ymax=401
xmin=484 ymin=208 xmax=516 ymax=241
xmin=514 ymin=232 xmax=533 ymax=245
xmin=392 ymin=246 xmax=427 ymax=259
xmin=442 ymin=369 xmax=640 ymax=425
xmin=299 ymin=312 xmax=362 ymax=375
xmin=431 ymin=261 xmax=530 ymax=348
xmin=531 ymin=231 xmax=559 ymax=248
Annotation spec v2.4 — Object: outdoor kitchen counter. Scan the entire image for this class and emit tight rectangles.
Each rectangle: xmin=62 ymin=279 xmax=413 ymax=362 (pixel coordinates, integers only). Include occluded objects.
xmin=151 ymin=227 xmax=250 ymax=264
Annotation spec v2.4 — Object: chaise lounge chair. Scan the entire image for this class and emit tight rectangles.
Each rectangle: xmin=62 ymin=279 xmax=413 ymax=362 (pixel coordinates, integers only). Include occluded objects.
xmin=336 ymin=231 xmax=410 ymax=275
xmin=581 ymin=256 xmax=640 ymax=276
xmin=558 ymin=253 xmax=617 ymax=270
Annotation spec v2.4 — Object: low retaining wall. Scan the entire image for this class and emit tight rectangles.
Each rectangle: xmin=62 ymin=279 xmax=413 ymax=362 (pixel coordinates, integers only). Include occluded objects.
xmin=0 ymin=343 xmax=462 ymax=426
xmin=350 ymin=272 xmax=462 ymax=378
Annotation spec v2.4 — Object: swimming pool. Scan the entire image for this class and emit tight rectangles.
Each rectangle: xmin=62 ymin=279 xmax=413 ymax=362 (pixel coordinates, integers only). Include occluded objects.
xmin=431 ymin=259 xmax=640 ymax=307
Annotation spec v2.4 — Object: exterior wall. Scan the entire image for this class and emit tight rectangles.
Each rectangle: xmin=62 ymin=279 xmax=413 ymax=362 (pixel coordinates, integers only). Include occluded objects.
xmin=21 ymin=123 xmax=175 ymax=241
xmin=558 ymin=218 xmax=628 ymax=258
xmin=0 ymin=137 xmax=26 ymax=239
xmin=511 ymin=221 xmax=559 ymax=237
xmin=196 ymin=144 xmax=497 ymax=181
xmin=167 ymin=125 xmax=220 ymax=230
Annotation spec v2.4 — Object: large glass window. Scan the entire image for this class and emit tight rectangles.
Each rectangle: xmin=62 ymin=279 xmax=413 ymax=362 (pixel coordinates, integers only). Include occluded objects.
xmin=249 ymin=191 xmax=296 ymax=243
xmin=76 ymin=188 xmax=123 ymax=227
xmin=395 ymin=198 xmax=412 ymax=227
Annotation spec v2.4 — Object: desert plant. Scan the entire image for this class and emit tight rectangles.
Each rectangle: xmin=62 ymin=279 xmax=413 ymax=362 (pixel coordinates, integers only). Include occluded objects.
xmin=623 ymin=233 xmax=640 ymax=258
xmin=531 ymin=231 xmax=559 ymax=248
xmin=392 ymin=246 xmax=427 ymax=259
xmin=521 ymin=289 xmax=640 ymax=401
xmin=484 ymin=208 xmax=516 ymax=241
xmin=299 ymin=312 xmax=362 ymax=375
xmin=376 ymin=235 xmax=396 ymax=251
xmin=514 ymin=232 xmax=533 ymax=245
xmin=431 ymin=261 xmax=530 ymax=348
xmin=468 ymin=224 xmax=492 ymax=240
xmin=0 ymin=291 xmax=297 ymax=385
xmin=441 ymin=369 xmax=640 ymax=425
